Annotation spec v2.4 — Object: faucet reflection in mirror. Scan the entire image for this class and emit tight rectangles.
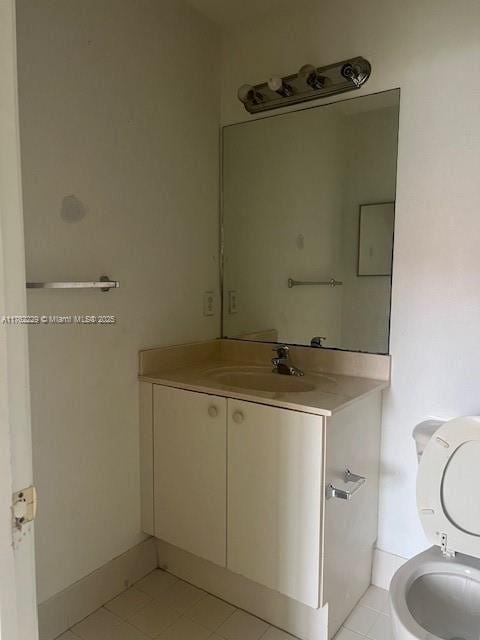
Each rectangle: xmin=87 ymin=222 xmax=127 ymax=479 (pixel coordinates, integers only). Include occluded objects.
xmin=222 ymin=89 xmax=399 ymax=354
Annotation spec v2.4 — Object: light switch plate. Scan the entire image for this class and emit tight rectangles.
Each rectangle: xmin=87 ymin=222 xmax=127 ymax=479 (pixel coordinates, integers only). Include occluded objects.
xmin=203 ymin=291 xmax=215 ymax=317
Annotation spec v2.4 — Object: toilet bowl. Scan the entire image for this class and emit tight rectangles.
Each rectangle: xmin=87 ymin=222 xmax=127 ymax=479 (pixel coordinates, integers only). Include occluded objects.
xmin=390 ymin=547 xmax=480 ymax=640
xmin=389 ymin=416 xmax=480 ymax=640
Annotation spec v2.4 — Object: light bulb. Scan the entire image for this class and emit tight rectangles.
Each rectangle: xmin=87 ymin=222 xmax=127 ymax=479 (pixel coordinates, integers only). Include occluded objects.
xmin=237 ymin=84 xmax=263 ymax=105
xmin=268 ymin=76 xmax=283 ymax=92
xmin=268 ymin=76 xmax=294 ymax=97
xmin=299 ymin=64 xmax=316 ymax=78
xmin=299 ymin=64 xmax=325 ymax=90
xmin=341 ymin=63 xmax=362 ymax=86
xmin=237 ymin=84 xmax=253 ymax=103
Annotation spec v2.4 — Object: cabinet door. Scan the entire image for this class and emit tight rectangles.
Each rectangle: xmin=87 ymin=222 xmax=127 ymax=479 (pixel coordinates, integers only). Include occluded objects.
xmin=154 ymin=386 xmax=227 ymax=566
xmin=227 ymin=399 xmax=324 ymax=608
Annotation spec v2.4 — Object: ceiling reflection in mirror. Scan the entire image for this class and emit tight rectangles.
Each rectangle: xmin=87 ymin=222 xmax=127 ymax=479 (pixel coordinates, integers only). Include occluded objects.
xmin=221 ymin=89 xmax=399 ymax=354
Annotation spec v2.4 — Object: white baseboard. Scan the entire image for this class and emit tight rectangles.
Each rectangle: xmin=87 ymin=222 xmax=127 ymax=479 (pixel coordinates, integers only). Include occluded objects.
xmin=36 ymin=539 xmax=406 ymax=640
xmin=371 ymin=548 xmax=407 ymax=590
xmin=37 ymin=538 xmax=157 ymax=640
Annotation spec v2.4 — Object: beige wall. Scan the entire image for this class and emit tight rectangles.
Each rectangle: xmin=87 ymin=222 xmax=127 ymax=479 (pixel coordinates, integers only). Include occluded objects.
xmin=220 ymin=0 xmax=480 ymax=560
xmin=16 ymin=0 xmax=220 ymax=602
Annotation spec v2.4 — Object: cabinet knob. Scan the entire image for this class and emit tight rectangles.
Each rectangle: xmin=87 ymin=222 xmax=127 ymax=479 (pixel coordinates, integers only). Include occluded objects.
xmin=208 ymin=405 xmax=218 ymax=418
xmin=232 ymin=410 xmax=244 ymax=424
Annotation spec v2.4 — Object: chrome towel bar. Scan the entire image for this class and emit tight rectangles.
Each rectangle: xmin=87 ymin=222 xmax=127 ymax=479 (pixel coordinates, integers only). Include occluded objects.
xmin=26 ymin=275 xmax=119 ymax=292
xmin=288 ymin=278 xmax=343 ymax=288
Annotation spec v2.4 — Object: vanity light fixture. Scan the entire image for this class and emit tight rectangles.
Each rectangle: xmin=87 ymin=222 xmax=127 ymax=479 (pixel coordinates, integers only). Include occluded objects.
xmin=237 ymin=56 xmax=371 ymax=114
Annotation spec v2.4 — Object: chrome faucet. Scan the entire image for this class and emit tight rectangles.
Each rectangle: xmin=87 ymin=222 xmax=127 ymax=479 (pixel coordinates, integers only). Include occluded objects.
xmin=271 ymin=345 xmax=304 ymax=377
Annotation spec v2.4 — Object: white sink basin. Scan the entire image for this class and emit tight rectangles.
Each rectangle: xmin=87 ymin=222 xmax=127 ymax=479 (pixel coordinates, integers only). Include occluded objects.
xmin=204 ymin=366 xmax=316 ymax=393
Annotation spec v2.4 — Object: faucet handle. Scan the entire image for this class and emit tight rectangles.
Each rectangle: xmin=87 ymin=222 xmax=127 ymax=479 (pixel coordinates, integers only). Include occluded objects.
xmin=273 ymin=344 xmax=289 ymax=358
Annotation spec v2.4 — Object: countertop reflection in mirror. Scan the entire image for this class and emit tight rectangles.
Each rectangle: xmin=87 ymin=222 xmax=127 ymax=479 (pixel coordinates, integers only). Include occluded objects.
xmin=221 ymin=89 xmax=400 ymax=355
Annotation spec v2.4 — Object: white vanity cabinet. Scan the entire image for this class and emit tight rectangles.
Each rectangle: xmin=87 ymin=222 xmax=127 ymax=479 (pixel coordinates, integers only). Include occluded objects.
xmin=227 ymin=399 xmax=323 ymax=608
xmin=140 ymin=379 xmax=382 ymax=631
xmin=152 ymin=385 xmax=227 ymax=567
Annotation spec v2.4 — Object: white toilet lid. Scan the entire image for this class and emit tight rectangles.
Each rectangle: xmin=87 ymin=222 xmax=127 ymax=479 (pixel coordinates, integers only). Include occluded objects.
xmin=417 ymin=416 xmax=480 ymax=558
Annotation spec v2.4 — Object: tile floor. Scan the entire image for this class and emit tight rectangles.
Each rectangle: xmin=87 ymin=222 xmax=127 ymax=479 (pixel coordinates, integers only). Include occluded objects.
xmin=333 ymin=585 xmax=393 ymax=640
xmin=56 ymin=570 xmax=393 ymax=640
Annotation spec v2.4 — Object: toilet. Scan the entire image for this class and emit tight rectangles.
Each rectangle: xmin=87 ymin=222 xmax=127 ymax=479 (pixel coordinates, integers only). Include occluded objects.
xmin=389 ymin=416 xmax=480 ymax=640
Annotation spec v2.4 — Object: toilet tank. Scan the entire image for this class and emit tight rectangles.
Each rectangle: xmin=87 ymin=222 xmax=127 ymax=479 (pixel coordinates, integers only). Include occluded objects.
xmin=413 ymin=420 xmax=445 ymax=463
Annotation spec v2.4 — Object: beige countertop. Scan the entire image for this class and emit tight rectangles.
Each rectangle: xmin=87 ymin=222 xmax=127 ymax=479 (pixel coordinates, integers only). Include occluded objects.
xmin=139 ymin=360 xmax=388 ymax=417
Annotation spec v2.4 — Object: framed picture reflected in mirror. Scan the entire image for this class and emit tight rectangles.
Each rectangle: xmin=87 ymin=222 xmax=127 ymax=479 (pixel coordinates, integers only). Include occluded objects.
xmin=357 ymin=202 xmax=395 ymax=276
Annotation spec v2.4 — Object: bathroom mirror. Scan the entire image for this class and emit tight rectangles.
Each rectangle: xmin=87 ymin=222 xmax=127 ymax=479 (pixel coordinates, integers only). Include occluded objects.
xmin=221 ymin=89 xmax=399 ymax=354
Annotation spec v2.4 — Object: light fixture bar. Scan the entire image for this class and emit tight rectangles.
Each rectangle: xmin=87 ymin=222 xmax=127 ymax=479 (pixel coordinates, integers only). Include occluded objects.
xmin=237 ymin=56 xmax=371 ymax=114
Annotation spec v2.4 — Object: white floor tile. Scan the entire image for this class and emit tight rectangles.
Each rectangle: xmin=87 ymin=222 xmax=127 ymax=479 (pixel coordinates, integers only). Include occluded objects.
xmin=157 ymin=616 xmax=211 ymax=640
xmin=359 ymin=586 xmax=389 ymax=613
xmin=162 ymin=579 xmax=206 ymax=613
xmin=216 ymin=610 xmax=269 ymax=640
xmin=261 ymin=626 xmax=298 ymax=640
xmin=344 ymin=605 xmax=379 ymax=636
xmin=333 ymin=628 xmax=364 ymax=640
xmin=105 ymin=587 xmax=153 ymax=619
xmin=127 ymin=600 xmax=181 ymax=638
xmin=185 ymin=593 xmax=236 ymax=630
xmin=135 ymin=570 xmax=178 ymax=599
xmin=72 ymin=607 xmax=148 ymax=640
xmin=367 ymin=613 xmax=394 ymax=640
xmin=62 ymin=578 xmax=392 ymax=640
